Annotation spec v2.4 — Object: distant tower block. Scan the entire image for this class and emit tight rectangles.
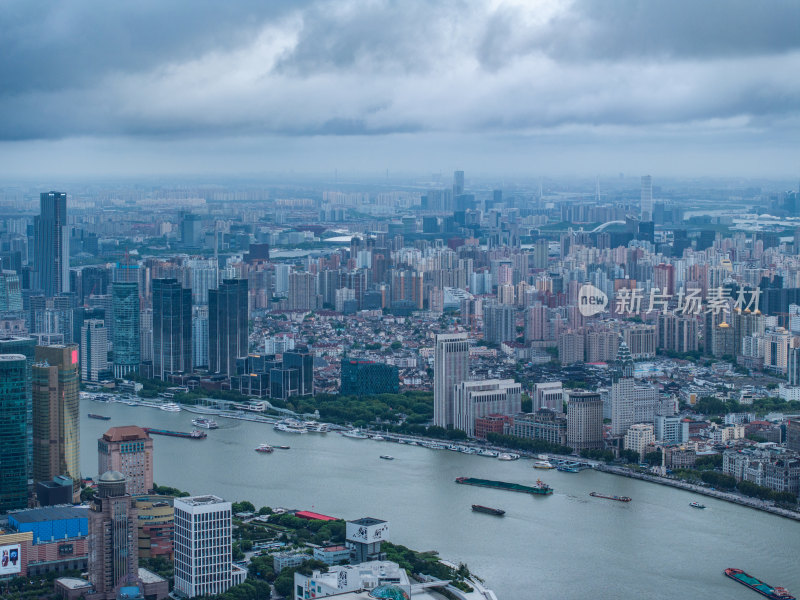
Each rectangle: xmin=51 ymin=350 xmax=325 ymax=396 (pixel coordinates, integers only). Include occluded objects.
xmin=641 ymin=175 xmax=653 ymax=222
xmin=346 ymin=517 xmax=389 ymax=564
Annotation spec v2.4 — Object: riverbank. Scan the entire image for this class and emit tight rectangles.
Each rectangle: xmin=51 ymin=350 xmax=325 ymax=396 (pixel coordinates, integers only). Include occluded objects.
xmin=595 ymin=464 xmax=800 ymax=522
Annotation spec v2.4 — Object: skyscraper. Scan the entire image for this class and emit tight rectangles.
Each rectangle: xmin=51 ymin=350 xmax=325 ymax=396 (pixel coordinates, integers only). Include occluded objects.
xmin=98 ymin=426 xmax=154 ymax=496
xmin=112 ymin=281 xmax=140 ymax=379
xmin=208 ymin=279 xmax=248 ymax=377
xmin=32 ymin=344 xmax=80 ymax=495
xmin=453 ymin=170 xmax=465 ymax=196
xmin=0 ymin=270 xmax=23 ymax=312
xmin=0 ymin=354 xmax=30 ymax=512
xmin=567 ymin=391 xmax=604 ymax=451
xmin=192 ymin=305 xmax=209 ymax=369
xmin=173 ymin=495 xmax=233 ymax=598
xmin=152 ymin=278 xmax=192 ymax=380
xmin=483 ymin=302 xmax=516 ymax=345
xmin=0 ymin=336 xmax=36 ymax=486
xmin=283 ymin=350 xmax=314 ymax=396
xmin=88 ymin=471 xmax=139 ymax=599
xmin=434 ymin=333 xmax=470 ymax=428
xmin=640 ymin=175 xmax=653 ymax=222
xmin=34 ymin=191 xmax=69 ymax=296
xmin=80 ymin=319 xmax=108 ymax=382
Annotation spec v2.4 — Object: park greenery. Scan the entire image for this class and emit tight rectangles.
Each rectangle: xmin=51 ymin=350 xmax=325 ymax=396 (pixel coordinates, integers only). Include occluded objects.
xmin=687 ymin=395 xmax=800 ymax=417
xmin=671 ymin=469 xmax=797 ymax=504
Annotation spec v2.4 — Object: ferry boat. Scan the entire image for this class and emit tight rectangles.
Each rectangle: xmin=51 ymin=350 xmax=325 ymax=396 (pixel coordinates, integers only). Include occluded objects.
xmin=589 ymin=492 xmax=632 ymax=503
xmin=342 ymin=429 xmax=369 ymax=439
xmin=533 ymin=460 xmax=555 ymax=469
xmin=455 ymin=477 xmax=553 ymax=496
xmin=274 ymin=420 xmax=308 ymax=434
xmin=690 ymin=501 xmax=706 ymax=509
xmin=724 ymin=568 xmax=795 ymax=600
xmin=380 ymin=455 xmax=395 ymax=460
xmin=471 ymin=505 xmax=505 ymax=516
xmin=478 ymin=449 xmax=499 ymax=458
xmin=498 ymin=453 xmax=520 ymax=461
xmin=255 ymin=444 xmax=274 ymax=453
xmin=144 ymin=428 xmax=206 ymax=440
xmin=160 ymin=403 xmax=181 ymax=412
xmin=304 ymin=421 xmax=329 ymax=433
xmin=191 ymin=417 xmax=219 ymax=429
xmin=88 ymin=413 xmax=111 ymax=420
xmin=371 ymin=435 xmax=385 ymax=441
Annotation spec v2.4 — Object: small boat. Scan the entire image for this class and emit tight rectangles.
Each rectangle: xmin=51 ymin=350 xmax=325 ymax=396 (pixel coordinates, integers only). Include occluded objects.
xmin=724 ymin=568 xmax=795 ymax=599
xmin=371 ymin=435 xmax=385 ymax=441
xmin=590 ymin=492 xmax=632 ymax=502
xmin=275 ymin=445 xmax=291 ymax=450
xmin=479 ymin=449 xmax=499 ymax=457
xmin=557 ymin=465 xmax=580 ymax=473
xmin=690 ymin=501 xmax=706 ymax=509
xmin=88 ymin=414 xmax=111 ymax=420
xmin=342 ymin=429 xmax=369 ymax=439
xmin=160 ymin=402 xmax=181 ymax=412
xmin=255 ymin=444 xmax=274 ymax=453
xmin=192 ymin=417 xmax=219 ymax=429
xmin=274 ymin=420 xmax=308 ymax=434
xmin=380 ymin=455 xmax=394 ymax=460
xmin=533 ymin=461 xmax=555 ymax=469
xmin=304 ymin=421 xmax=329 ymax=433
xmin=472 ymin=504 xmax=505 ymax=516
xmin=498 ymin=453 xmax=519 ymax=461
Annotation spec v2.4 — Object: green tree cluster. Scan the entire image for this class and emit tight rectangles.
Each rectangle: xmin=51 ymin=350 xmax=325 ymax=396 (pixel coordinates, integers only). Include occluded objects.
xmin=486 ymin=432 xmax=572 ymax=455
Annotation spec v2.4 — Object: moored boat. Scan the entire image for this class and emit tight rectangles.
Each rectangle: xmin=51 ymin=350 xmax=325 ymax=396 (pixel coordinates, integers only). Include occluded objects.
xmin=341 ymin=428 xmax=369 ymax=439
xmin=455 ymin=477 xmax=553 ymax=495
xmin=589 ymin=492 xmax=632 ymax=502
xmin=159 ymin=402 xmax=181 ymax=412
xmin=192 ymin=417 xmax=219 ymax=429
xmin=88 ymin=413 xmax=111 ymax=420
xmin=724 ymin=568 xmax=795 ymax=600
xmin=274 ymin=420 xmax=308 ymax=434
xmin=472 ymin=505 xmax=505 ymax=516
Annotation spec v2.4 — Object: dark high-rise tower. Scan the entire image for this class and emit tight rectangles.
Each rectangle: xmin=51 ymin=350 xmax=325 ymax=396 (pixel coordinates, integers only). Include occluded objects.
xmin=152 ymin=278 xmax=192 ymax=380
xmin=34 ymin=191 xmax=69 ymax=296
xmin=112 ymin=282 xmax=140 ymax=378
xmin=0 ymin=354 xmax=30 ymax=512
xmin=453 ymin=170 xmax=465 ymax=196
xmin=208 ymin=278 xmax=248 ymax=377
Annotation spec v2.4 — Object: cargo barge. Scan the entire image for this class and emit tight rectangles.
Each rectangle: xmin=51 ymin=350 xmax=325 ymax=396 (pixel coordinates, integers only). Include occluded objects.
xmin=724 ymin=568 xmax=795 ymax=600
xmin=471 ymin=505 xmax=505 ymax=516
xmin=143 ymin=428 xmax=207 ymax=440
xmin=455 ymin=477 xmax=552 ymax=495
xmin=88 ymin=414 xmax=111 ymax=420
xmin=589 ymin=492 xmax=632 ymax=502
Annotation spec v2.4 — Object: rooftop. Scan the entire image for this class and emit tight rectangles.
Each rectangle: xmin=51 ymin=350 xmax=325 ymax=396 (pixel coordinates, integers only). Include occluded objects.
xmin=138 ymin=567 xmax=167 ymax=584
xmin=176 ymin=495 xmax=227 ymax=507
xmin=349 ymin=517 xmax=387 ymax=527
xmin=9 ymin=506 xmax=88 ymax=524
xmin=55 ymin=578 xmax=92 ymax=591
xmin=295 ymin=510 xmax=337 ymax=521
xmin=102 ymin=425 xmax=150 ymax=442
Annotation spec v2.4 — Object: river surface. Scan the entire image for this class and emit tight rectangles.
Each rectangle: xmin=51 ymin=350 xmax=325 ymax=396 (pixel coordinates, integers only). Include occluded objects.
xmin=80 ymin=400 xmax=800 ymax=600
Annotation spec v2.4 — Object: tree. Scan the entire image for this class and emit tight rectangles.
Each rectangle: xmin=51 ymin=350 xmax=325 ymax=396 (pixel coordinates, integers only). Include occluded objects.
xmin=232 ymin=501 xmax=256 ymax=514
xmin=620 ymin=449 xmax=640 ymax=464
xmin=643 ymin=451 xmax=662 ymax=466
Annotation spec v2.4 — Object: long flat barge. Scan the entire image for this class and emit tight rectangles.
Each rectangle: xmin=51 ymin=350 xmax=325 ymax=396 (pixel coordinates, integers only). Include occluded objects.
xmin=143 ymin=428 xmax=207 ymax=440
xmin=455 ymin=477 xmax=552 ymax=495
xmin=724 ymin=568 xmax=795 ymax=600
xmin=590 ymin=491 xmax=631 ymax=502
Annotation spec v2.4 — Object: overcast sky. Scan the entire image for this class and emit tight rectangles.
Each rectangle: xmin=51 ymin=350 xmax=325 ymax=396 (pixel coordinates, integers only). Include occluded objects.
xmin=1 ymin=0 xmax=798 ymax=180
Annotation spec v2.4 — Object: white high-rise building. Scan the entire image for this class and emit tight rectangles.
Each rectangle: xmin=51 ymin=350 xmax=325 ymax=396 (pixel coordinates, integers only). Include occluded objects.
xmin=80 ymin=319 xmax=107 ymax=382
xmin=174 ymin=495 xmax=235 ymax=598
xmin=610 ymin=377 xmax=635 ymax=437
xmin=434 ymin=333 xmax=469 ymax=428
xmin=275 ymin=264 xmax=291 ymax=296
xmin=533 ymin=381 xmax=564 ymax=413
xmin=641 ymin=175 xmax=653 ymax=222
xmin=453 ymin=379 xmax=521 ymax=437
xmin=624 ymin=423 xmax=655 ymax=459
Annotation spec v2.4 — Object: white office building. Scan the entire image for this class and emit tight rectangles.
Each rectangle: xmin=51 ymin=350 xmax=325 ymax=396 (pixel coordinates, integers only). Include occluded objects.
xmin=533 ymin=381 xmax=564 ymax=413
xmin=453 ymin=379 xmax=521 ymax=437
xmin=80 ymin=319 xmax=108 ymax=382
xmin=654 ymin=415 xmax=689 ymax=443
xmin=433 ymin=333 xmax=469 ymax=428
xmin=174 ymin=495 xmax=235 ymax=598
xmin=624 ymin=423 xmax=655 ymax=459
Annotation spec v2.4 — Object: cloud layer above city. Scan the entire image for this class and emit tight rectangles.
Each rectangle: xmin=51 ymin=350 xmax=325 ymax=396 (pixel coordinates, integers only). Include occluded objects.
xmin=2 ymin=0 xmax=799 ymax=177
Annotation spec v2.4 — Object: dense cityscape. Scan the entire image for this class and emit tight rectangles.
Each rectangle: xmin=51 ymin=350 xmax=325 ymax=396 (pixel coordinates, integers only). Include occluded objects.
xmin=2 ymin=2 xmax=800 ymax=600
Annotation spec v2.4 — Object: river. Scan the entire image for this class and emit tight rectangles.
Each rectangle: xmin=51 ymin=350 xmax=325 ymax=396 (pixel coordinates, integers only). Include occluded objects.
xmin=80 ymin=400 xmax=800 ymax=600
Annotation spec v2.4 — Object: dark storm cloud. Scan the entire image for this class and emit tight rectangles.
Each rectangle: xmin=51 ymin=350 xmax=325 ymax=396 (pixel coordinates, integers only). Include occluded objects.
xmin=0 ymin=0 xmax=798 ymax=156
xmin=0 ymin=1 xmax=304 ymax=94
